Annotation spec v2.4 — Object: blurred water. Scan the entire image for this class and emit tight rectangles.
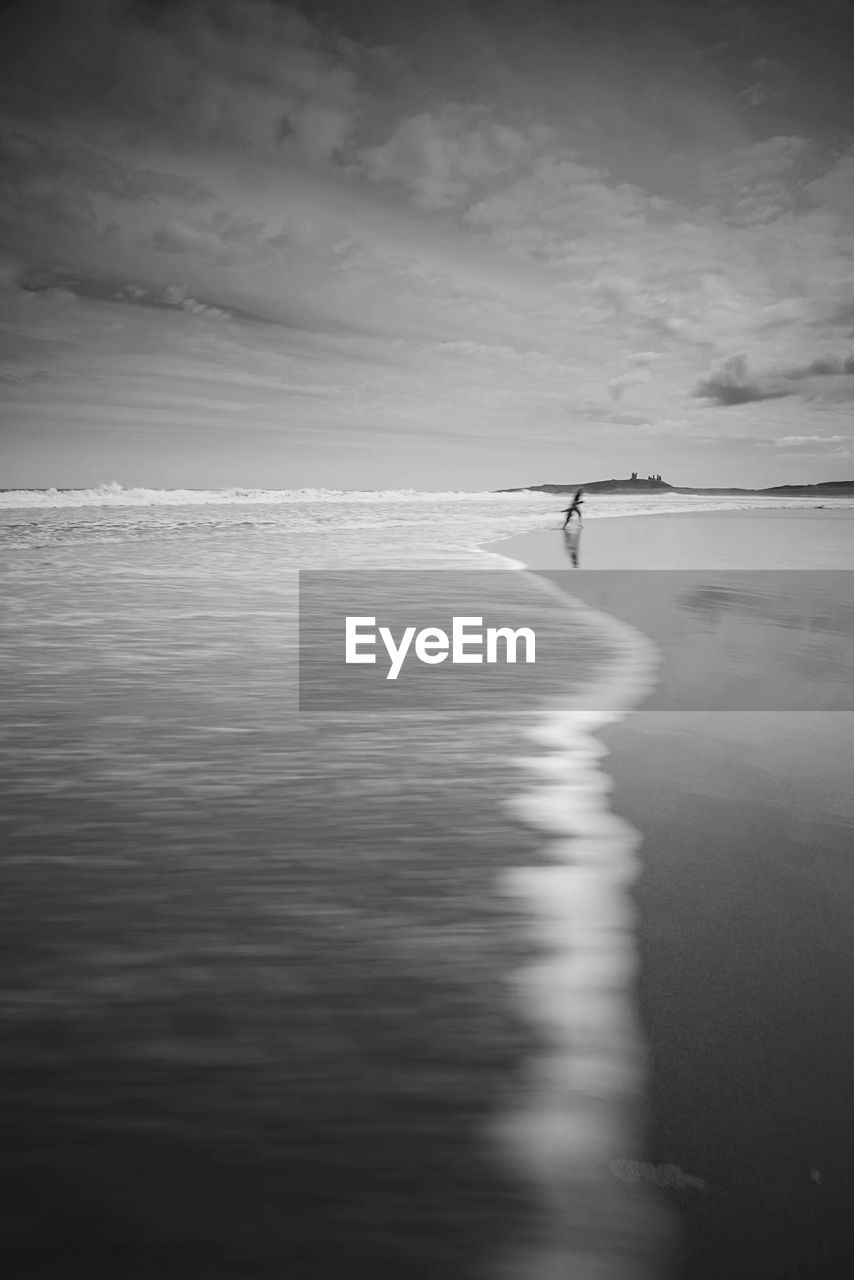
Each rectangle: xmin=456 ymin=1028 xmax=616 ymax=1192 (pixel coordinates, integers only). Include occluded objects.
xmin=3 ymin=485 xmax=848 ymax=557
xmin=0 ymin=498 xmax=674 ymax=1279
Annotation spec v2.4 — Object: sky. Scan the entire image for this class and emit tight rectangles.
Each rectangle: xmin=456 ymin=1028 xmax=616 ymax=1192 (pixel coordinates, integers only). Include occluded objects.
xmin=1 ymin=0 xmax=853 ymax=490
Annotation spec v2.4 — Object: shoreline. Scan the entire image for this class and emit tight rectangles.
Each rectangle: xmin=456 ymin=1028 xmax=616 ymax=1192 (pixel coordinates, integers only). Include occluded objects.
xmin=479 ymin=509 xmax=854 ymax=1279
xmin=481 ymin=505 xmax=854 ymax=572
xmin=470 ymin=527 xmax=675 ymax=1276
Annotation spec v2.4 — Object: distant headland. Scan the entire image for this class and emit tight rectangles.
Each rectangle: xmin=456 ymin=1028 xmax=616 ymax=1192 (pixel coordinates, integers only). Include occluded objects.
xmin=496 ymin=476 xmax=854 ymax=497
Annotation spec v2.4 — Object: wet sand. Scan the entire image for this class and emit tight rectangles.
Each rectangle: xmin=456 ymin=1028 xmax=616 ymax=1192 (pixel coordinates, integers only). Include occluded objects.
xmin=599 ymin=712 xmax=854 ymax=1280
xmin=485 ymin=508 xmax=854 ymax=1279
xmin=490 ymin=505 xmax=854 ymax=571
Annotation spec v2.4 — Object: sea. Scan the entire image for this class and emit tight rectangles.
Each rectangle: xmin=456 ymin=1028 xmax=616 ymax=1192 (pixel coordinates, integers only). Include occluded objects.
xmin=1 ymin=484 xmax=853 ymax=1280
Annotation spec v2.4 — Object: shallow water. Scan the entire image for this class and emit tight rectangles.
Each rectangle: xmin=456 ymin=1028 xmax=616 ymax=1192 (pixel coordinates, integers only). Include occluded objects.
xmin=1 ymin=499 xmax=661 ymax=1278
xmin=0 ymin=547 xmax=537 ymax=1278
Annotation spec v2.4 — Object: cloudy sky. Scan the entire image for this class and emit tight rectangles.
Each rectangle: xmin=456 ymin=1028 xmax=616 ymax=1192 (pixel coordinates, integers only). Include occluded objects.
xmin=1 ymin=0 xmax=853 ymax=490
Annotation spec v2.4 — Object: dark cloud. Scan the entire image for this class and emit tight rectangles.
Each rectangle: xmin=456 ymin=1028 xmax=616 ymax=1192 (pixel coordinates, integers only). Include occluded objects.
xmin=696 ymin=350 xmax=854 ymax=405
xmin=791 ymin=352 xmax=854 ymax=378
xmin=819 ymin=299 xmax=854 ymax=330
xmin=0 ymin=127 xmax=212 ymax=202
xmin=0 ymin=0 xmax=363 ymax=163
xmin=18 ymin=267 xmax=237 ymax=321
xmin=0 ymin=180 xmax=97 ymax=235
xmin=694 ymin=353 xmax=792 ymax=405
xmin=13 ymin=264 xmax=381 ymax=335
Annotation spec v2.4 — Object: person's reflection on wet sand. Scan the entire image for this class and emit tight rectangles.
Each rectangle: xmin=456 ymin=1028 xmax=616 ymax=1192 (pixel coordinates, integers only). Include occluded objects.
xmin=562 ymin=525 xmax=581 ymax=567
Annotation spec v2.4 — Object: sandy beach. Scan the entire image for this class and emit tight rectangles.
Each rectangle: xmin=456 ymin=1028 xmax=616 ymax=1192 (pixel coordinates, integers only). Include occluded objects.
xmin=598 ymin=710 xmax=854 ymax=1279
xmin=490 ymin=505 xmax=854 ymax=571
xmin=485 ymin=507 xmax=854 ymax=1279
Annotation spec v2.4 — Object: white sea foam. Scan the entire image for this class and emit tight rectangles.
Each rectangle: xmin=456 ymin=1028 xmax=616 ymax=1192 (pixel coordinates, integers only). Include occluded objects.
xmin=3 ymin=480 xmax=851 ymax=516
xmin=0 ymin=481 xmax=552 ymax=509
xmin=493 ymin=562 xmax=675 ymax=1279
xmin=4 ymin=483 xmax=847 ymax=571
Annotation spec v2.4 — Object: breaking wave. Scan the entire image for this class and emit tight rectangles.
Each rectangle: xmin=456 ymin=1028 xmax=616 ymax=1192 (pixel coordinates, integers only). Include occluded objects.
xmin=0 ymin=481 xmax=552 ymax=510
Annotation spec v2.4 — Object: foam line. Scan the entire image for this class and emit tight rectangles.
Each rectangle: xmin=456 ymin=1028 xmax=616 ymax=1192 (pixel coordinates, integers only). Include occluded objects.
xmin=0 ymin=483 xmax=553 ymax=509
xmin=485 ymin=556 xmax=675 ymax=1278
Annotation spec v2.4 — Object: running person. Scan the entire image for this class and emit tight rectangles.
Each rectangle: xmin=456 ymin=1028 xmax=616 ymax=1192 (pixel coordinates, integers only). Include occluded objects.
xmin=561 ymin=488 xmax=584 ymax=527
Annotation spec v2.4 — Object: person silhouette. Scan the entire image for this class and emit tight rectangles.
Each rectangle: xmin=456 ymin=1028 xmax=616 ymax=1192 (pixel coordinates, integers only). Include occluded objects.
xmin=561 ymin=488 xmax=584 ymax=527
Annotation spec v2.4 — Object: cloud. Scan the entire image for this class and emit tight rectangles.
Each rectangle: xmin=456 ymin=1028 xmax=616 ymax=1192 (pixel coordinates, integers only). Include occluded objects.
xmin=464 ymin=154 xmax=649 ymax=254
xmin=116 ymin=281 xmax=270 ymax=324
xmin=735 ymin=82 xmax=772 ymax=110
xmin=695 ymin=350 xmax=854 ymax=405
xmin=694 ymin=353 xmax=792 ymax=405
xmin=0 ymin=178 xmax=96 ymax=234
xmin=176 ymin=297 xmax=232 ymax=321
xmin=0 ymin=126 xmax=213 ymax=203
xmin=771 ymin=435 xmax=849 ymax=448
xmin=690 ymin=135 xmax=807 ymax=226
xmin=0 ymin=253 xmax=26 ymax=291
xmin=19 ymin=268 xmax=234 ymax=322
xmin=2 ymin=1 xmax=364 ymax=164
xmin=282 ymin=102 xmax=355 ymax=166
xmin=791 ymin=353 xmax=854 ymax=379
xmin=362 ymin=108 xmax=532 ymax=209
xmin=803 ymin=148 xmax=854 ymax=221
xmin=608 ymin=369 xmax=652 ymax=400
xmin=150 ymin=218 xmax=229 ymax=257
xmin=148 ymin=212 xmax=268 ymax=260
xmin=144 ymin=284 xmax=231 ymax=321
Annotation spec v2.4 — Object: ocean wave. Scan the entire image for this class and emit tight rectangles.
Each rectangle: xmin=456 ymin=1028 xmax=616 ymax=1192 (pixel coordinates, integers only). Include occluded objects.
xmin=0 ymin=481 xmax=554 ymax=510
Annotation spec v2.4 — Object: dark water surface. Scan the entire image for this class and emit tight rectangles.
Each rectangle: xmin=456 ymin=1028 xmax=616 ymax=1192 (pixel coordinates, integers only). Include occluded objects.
xmin=1 ymin=534 xmax=618 ymax=1279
